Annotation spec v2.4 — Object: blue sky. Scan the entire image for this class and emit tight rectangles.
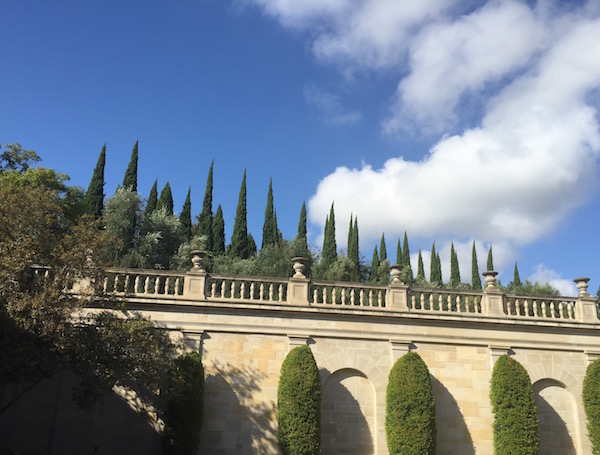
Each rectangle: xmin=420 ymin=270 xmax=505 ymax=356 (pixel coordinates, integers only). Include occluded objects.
xmin=2 ymin=0 xmax=600 ymax=295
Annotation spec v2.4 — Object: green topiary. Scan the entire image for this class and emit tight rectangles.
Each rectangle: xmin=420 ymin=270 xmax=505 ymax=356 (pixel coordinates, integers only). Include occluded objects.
xmin=583 ymin=358 xmax=600 ymax=454
xmin=490 ymin=355 xmax=539 ymax=455
xmin=278 ymin=345 xmax=321 ymax=455
xmin=162 ymin=351 xmax=204 ymax=455
xmin=386 ymin=351 xmax=436 ymax=455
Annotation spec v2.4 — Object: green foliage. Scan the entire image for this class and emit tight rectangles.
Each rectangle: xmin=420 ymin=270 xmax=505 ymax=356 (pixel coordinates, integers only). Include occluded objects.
xmin=103 ymin=187 xmax=142 ymax=263
xmin=122 ymin=140 xmax=138 ymax=192
xmin=401 ymin=232 xmax=413 ymax=284
xmin=584 ymin=358 xmax=600 ymax=454
xmin=157 ymin=181 xmax=174 ymax=216
xmin=179 ymin=187 xmax=192 ymax=242
xmin=83 ymin=144 xmax=106 ymax=218
xmin=128 ymin=208 xmax=182 ymax=269
xmin=490 ymin=355 xmax=539 ymax=455
xmin=0 ymin=143 xmax=41 ymax=172
xmin=487 ymin=246 xmax=494 ymax=271
xmin=513 ymin=262 xmax=522 ymax=287
xmin=197 ymin=161 xmax=214 ymax=252
xmin=145 ymin=179 xmax=158 ymax=217
xmin=262 ymin=179 xmax=278 ymax=248
xmin=321 ymin=203 xmax=337 ymax=270
xmin=162 ymin=351 xmax=204 ymax=455
xmin=278 ymin=346 xmax=321 ymax=455
xmin=171 ymin=235 xmax=208 ymax=271
xmin=370 ymin=246 xmax=380 ymax=283
xmin=430 ymin=243 xmax=442 ymax=287
xmin=417 ymin=250 xmax=425 ymax=281
xmin=297 ymin=201 xmax=307 ymax=240
xmin=212 ymin=204 xmax=225 ymax=255
xmin=396 ymin=239 xmax=402 ymax=265
xmin=346 ymin=216 xmax=360 ymax=280
xmin=230 ymin=170 xmax=251 ymax=259
xmin=472 ymin=241 xmax=482 ymax=290
xmin=386 ymin=352 xmax=436 ymax=455
xmin=449 ymin=242 xmax=460 ymax=287
xmin=503 ymin=280 xmax=560 ymax=297
xmin=380 ymin=233 xmax=387 ymax=262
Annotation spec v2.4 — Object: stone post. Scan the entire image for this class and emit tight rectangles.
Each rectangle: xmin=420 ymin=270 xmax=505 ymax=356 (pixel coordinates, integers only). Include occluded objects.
xmin=288 ymin=257 xmax=310 ymax=305
xmin=481 ymin=271 xmax=505 ymax=317
xmin=183 ymin=250 xmax=207 ymax=300
xmin=574 ymin=277 xmax=599 ymax=323
xmin=386 ymin=264 xmax=409 ymax=311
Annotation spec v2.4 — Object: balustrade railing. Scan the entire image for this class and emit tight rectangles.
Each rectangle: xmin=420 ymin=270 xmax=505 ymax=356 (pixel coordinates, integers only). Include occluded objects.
xmin=207 ymin=274 xmax=288 ymax=303
xmin=102 ymin=268 xmax=185 ymax=297
xmin=408 ymin=287 xmax=483 ymax=315
xmin=505 ymin=294 xmax=577 ymax=320
xmin=310 ymin=281 xmax=387 ymax=307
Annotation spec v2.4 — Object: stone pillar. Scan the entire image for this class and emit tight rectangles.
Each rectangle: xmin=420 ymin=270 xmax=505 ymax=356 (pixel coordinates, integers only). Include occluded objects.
xmin=574 ymin=277 xmax=599 ymax=323
xmin=183 ymin=250 xmax=207 ymax=299
xmin=386 ymin=264 xmax=409 ymax=311
xmin=288 ymin=257 xmax=310 ymax=305
xmin=481 ymin=271 xmax=505 ymax=317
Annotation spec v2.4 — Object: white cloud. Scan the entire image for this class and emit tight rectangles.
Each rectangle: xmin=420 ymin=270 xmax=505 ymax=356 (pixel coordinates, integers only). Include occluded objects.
xmin=530 ymin=264 xmax=578 ymax=296
xmin=303 ymin=84 xmax=362 ymax=125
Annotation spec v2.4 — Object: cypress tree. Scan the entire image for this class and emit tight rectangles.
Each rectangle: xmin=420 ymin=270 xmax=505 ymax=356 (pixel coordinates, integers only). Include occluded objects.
xmin=347 ymin=215 xmax=354 ymax=259
xmin=379 ymin=234 xmax=387 ymax=262
xmin=83 ymin=144 xmax=106 ymax=218
xmin=122 ymin=140 xmax=138 ymax=192
xmin=179 ymin=187 xmax=192 ymax=242
xmin=146 ymin=179 xmax=158 ymax=215
xmin=487 ymin=246 xmax=494 ymax=271
xmin=513 ymin=262 xmax=522 ymax=287
xmin=430 ymin=242 xmax=437 ymax=284
xmin=297 ymin=201 xmax=307 ymax=239
xmin=230 ymin=170 xmax=250 ymax=259
xmin=262 ymin=179 xmax=277 ymax=248
xmin=212 ymin=204 xmax=225 ymax=255
xmin=157 ymin=182 xmax=174 ymax=215
xmin=450 ymin=242 xmax=460 ymax=287
xmin=347 ymin=215 xmax=359 ymax=267
xmin=248 ymin=232 xmax=257 ymax=256
xmin=417 ymin=250 xmax=425 ymax=280
xmin=472 ymin=241 xmax=482 ymax=290
xmin=370 ymin=246 xmax=380 ymax=283
xmin=197 ymin=161 xmax=214 ymax=252
xmin=583 ymin=358 xmax=600 ymax=454
xmin=352 ymin=217 xmax=359 ymax=262
xmin=436 ymin=252 xmax=443 ymax=284
xmin=321 ymin=203 xmax=337 ymax=270
xmin=396 ymin=239 xmax=402 ymax=265
xmin=401 ymin=232 xmax=413 ymax=283
xmin=274 ymin=210 xmax=282 ymax=245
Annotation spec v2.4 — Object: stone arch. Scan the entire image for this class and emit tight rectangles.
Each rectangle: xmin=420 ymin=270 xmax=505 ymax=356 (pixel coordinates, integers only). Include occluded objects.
xmin=321 ymin=368 xmax=375 ymax=455
xmin=533 ymin=378 xmax=580 ymax=455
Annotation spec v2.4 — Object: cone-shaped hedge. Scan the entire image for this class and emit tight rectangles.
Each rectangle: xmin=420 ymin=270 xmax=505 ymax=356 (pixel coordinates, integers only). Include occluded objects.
xmin=490 ymin=355 xmax=539 ymax=455
xmin=583 ymin=358 xmax=600 ymax=454
xmin=386 ymin=351 xmax=436 ymax=455
xmin=278 ymin=345 xmax=321 ymax=455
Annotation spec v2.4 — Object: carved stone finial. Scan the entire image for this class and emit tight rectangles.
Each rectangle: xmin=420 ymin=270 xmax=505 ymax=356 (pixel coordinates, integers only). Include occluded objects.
xmin=482 ymin=271 xmax=498 ymax=289
xmin=389 ymin=264 xmax=404 ymax=284
xmin=574 ymin=277 xmax=590 ymax=296
xmin=190 ymin=250 xmax=207 ymax=272
xmin=291 ymin=257 xmax=307 ymax=279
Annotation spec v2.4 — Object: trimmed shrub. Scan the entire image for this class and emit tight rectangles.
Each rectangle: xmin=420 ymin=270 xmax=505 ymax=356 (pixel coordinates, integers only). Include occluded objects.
xmin=277 ymin=345 xmax=321 ymax=455
xmin=162 ymin=351 xmax=205 ymax=455
xmin=386 ymin=351 xmax=436 ymax=454
xmin=584 ymin=358 xmax=600 ymax=454
xmin=490 ymin=355 xmax=539 ymax=454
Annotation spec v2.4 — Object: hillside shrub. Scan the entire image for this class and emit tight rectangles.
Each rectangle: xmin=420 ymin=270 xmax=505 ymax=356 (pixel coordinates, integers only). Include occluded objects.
xmin=277 ymin=345 xmax=321 ymax=455
xmin=386 ymin=351 xmax=436 ymax=454
xmin=583 ymin=358 xmax=600 ymax=454
xmin=162 ymin=351 xmax=205 ymax=455
xmin=490 ymin=355 xmax=539 ymax=454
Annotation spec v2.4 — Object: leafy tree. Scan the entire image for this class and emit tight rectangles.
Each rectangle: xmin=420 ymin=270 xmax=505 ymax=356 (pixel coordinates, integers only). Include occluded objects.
xmin=490 ymin=355 xmax=539 ymax=455
xmin=157 ymin=181 xmax=174 ymax=216
xmin=417 ymin=250 xmax=425 ymax=281
xmin=122 ymin=140 xmax=138 ymax=192
xmin=103 ymin=187 xmax=142 ymax=263
xmin=487 ymin=245 xmax=494 ymax=271
xmin=450 ymin=242 xmax=460 ymax=287
xmin=197 ymin=161 xmax=213 ymax=252
xmin=386 ymin=352 xmax=436 ymax=455
xmin=230 ymin=170 xmax=250 ymax=259
xmin=83 ymin=144 xmax=106 ymax=218
xmin=321 ymin=203 xmax=337 ymax=270
xmin=513 ymin=262 xmax=522 ymax=287
xmin=162 ymin=351 xmax=204 ymax=455
xmin=278 ymin=346 xmax=321 ymax=455
xmin=140 ymin=208 xmax=183 ymax=269
xmin=0 ymin=142 xmax=40 ymax=172
xmin=212 ymin=204 xmax=225 ymax=255
xmin=262 ymin=178 xmax=278 ymax=248
xmin=369 ymin=246 xmax=380 ymax=283
xmin=583 ymin=358 xmax=600 ymax=454
xmin=179 ymin=187 xmax=192 ymax=242
xmin=472 ymin=241 xmax=482 ymax=290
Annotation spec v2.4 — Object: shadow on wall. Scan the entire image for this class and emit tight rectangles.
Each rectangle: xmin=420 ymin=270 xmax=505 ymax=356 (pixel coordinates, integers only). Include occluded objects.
xmin=320 ymin=368 xmax=374 ymax=455
xmin=431 ymin=376 xmax=475 ymax=455
xmin=199 ymin=362 xmax=277 ymax=455
xmin=534 ymin=379 xmax=577 ymax=455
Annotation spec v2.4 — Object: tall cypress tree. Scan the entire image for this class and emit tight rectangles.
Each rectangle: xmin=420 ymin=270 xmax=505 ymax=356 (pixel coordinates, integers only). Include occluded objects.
xmin=273 ymin=209 xmax=282 ymax=245
xmin=230 ymin=170 xmax=250 ymax=259
xmin=379 ymin=234 xmax=387 ymax=262
xmin=157 ymin=182 xmax=174 ymax=215
xmin=472 ymin=241 xmax=482 ymax=290
xmin=487 ymin=246 xmax=494 ymax=271
xmin=146 ymin=179 xmax=158 ymax=216
xmin=296 ymin=201 xmax=309 ymax=256
xmin=370 ymin=246 xmax=380 ymax=283
xmin=347 ymin=215 xmax=359 ymax=267
xmin=401 ymin=231 xmax=413 ymax=283
xmin=430 ymin=242 xmax=442 ymax=286
xmin=430 ymin=242 xmax=437 ymax=284
xmin=180 ymin=187 xmax=192 ymax=242
xmin=122 ymin=140 xmax=138 ymax=192
xmin=417 ymin=250 xmax=425 ymax=280
xmin=347 ymin=215 xmax=354 ymax=258
xmin=396 ymin=239 xmax=402 ymax=265
xmin=321 ymin=203 xmax=337 ymax=270
xmin=450 ymin=242 xmax=460 ymax=287
xmin=212 ymin=204 xmax=225 ymax=255
xmin=197 ymin=161 xmax=214 ymax=252
xmin=436 ymin=252 xmax=443 ymax=284
xmin=513 ymin=262 xmax=522 ymax=287
xmin=84 ymin=144 xmax=106 ymax=218
xmin=262 ymin=179 xmax=277 ymax=249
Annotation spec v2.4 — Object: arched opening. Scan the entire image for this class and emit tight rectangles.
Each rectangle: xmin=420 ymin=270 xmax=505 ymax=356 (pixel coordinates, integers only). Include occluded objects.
xmin=533 ymin=378 xmax=578 ymax=454
xmin=321 ymin=368 xmax=375 ymax=455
